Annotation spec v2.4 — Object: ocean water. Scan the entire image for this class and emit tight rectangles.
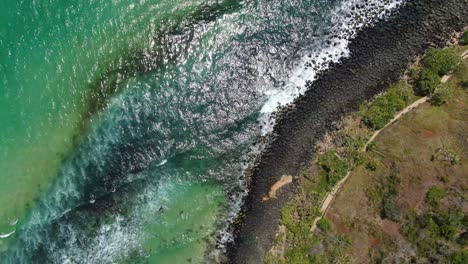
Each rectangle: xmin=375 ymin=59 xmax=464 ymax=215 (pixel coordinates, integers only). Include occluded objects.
xmin=0 ymin=0 xmax=405 ymax=262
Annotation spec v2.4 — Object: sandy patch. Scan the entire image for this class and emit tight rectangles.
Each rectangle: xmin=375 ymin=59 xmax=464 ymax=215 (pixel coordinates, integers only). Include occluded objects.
xmin=263 ymin=175 xmax=293 ymax=201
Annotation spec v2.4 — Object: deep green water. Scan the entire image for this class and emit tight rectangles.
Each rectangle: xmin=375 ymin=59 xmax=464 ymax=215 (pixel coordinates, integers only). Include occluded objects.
xmin=0 ymin=0 xmax=404 ymax=262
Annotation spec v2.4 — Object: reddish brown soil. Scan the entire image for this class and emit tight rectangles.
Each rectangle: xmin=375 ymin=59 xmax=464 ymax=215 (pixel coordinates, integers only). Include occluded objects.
xmin=419 ymin=129 xmax=435 ymax=139
xmin=381 ymin=219 xmax=401 ymax=237
xmin=326 ymin=211 xmax=350 ymax=235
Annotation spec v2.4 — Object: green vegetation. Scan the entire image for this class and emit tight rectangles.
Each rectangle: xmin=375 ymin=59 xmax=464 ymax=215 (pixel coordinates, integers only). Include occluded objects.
xmin=417 ymin=69 xmax=441 ymax=95
xmin=402 ymin=209 xmax=465 ymax=260
xmin=422 ymin=48 xmax=460 ymax=76
xmin=360 ymin=82 xmax=411 ymax=129
xmin=367 ymin=165 xmax=401 ymax=221
xmin=270 ymin=148 xmax=353 ymax=262
xmin=318 ymin=151 xmax=349 ymax=187
xmin=266 ymin=44 xmax=467 ymax=264
xmin=461 ymin=31 xmax=468 ymax=46
xmin=414 ymin=48 xmax=460 ymax=96
xmin=426 ymin=186 xmax=447 ymax=207
xmin=449 ymin=251 xmax=468 ymax=264
xmin=430 ymin=85 xmax=451 ymax=106
xmin=365 ymin=157 xmax=379 ymax=171
xmin=461 ymin=80 xmax=468 ymax=89
xmin=309 ymin=235 xmax=352 ymax=264
xmin=317 ymin=218 xmax=331 ymax=232
xmin=431 ymin=145 xmax=461 ymax=165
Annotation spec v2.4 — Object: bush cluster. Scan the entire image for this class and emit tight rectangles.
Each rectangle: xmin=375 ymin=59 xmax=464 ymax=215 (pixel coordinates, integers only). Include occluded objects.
xmin=402 ymin=209 xmax=465 ymax=260
xmin=461 ymin=31 xmax=468 ymax=46
xmin=318 ymin=151 xmax=349 ymax=187
xmin=317 ymin=218 xmax=331 ymax=232
xmin=422 ymin=48 xmax=460 ymax=76
xmin=275 ymin=149 xmax=351 ymax=263
xmin=366 ymin=165 xmax=401 ymax=221
xmin=426 ymin=186 xmax=447 ymax=207
xmin=417 ymin=69 xmax=441 ymax=95
xmin=461 ymin=80 xmax=468 ymax=89
xmin=416 ymin=48 xmax=460 ymax=95
xmin=430 ymin=85 xmax=451 ymax=106
xmin=360 ymin=83 xmax=410 ymax=130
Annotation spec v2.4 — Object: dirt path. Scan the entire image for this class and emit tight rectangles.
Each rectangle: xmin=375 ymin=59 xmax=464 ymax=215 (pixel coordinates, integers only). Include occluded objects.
xmin=309 ymin=57 xmax=465 ymax=232
xmin=462 ymin=49 xmax=468 ymax=59
xmin=310 ymin=96 xmax=429 ymax=232
xmin=362 ymin=96 xmax=429 ymax=151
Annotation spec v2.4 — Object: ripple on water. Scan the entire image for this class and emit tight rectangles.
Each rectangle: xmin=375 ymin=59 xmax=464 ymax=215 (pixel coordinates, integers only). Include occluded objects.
xmin=0 ymin=0 xmax=406 ymax=262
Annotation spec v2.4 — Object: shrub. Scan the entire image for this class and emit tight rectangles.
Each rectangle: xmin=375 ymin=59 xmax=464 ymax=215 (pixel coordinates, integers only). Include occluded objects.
xmin=461 ymin=31 xmax=468 ymax=46
xmin=417 ymin=69 xmax=441 ymax=96
xmin=422 ymin=48 xmax=460 ymax=76
xmin=426 ymin=186 xmax=447 ymax=207
xmin=382 ymin=197 xmax=401 ymax=221
xmin=449 ymin=251 xmax=468 ymax=264
xmin=285 ymin=246 xmax=311 ymax=264
xmin=281 ymin=202 xmax=299 ymax=232
xmin=457 ymin=232 xmax=468 ymax=246
xmin=380 ymin=167 xmax=401 ymax=220
xmin=335 ymin=133 xmax=366 ymax=162
xmin=402 ymin=209 xmax=464 ymax=258
xmin=361 ymin=83 xmax=410 ymax=129
xmin=430 ymin=86 xmax=451 ymax=106
xmin=409 ymin=67 xmax=421 ymax=83
xmin=460 ymin=80 xmax=468 ymax=89
xmin=365 ymin=158 xmax=379 ymax=171
xmin=431 ymin=146 xmax=461 ymax=165
xmin=366 ymin=164 xmax=401 ymax=219
xmin=318 ymin=151 xmax=349 ymax=187
xmin=317 ymin=218 xmax=331 ymax=232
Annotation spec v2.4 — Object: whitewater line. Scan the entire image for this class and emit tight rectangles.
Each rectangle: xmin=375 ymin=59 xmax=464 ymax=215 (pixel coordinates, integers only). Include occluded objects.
xmin=0 ymin=230 xmax=15 ymax=239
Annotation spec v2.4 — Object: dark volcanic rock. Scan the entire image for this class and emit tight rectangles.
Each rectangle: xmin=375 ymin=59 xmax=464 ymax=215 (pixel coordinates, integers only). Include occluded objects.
xmin=227 ymin=0 xmax=468 ymax=263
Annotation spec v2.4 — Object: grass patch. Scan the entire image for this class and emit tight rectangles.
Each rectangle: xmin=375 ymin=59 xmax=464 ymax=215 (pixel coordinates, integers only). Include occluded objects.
xmin=426 ymin=186 xmax=447 ymax=207
xmin=317 ymin=218 xmax=331 ymax=232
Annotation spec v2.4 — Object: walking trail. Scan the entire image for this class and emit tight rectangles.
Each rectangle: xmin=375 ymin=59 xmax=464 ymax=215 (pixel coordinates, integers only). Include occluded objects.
xmin=309 ymin=50 xmax=467 ymax=232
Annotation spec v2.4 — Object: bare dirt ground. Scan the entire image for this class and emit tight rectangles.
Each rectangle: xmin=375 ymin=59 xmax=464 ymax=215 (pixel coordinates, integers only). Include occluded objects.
xmin=323 ymin=59 xmax=468 ymax=262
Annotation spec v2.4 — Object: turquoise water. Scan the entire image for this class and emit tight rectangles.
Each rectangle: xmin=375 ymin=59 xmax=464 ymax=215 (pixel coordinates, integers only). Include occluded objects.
xmin=0 ymin=0 xmax=404 ymax=262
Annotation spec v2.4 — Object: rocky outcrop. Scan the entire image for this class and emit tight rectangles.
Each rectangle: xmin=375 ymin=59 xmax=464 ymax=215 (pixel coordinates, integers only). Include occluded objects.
xmin=227 ymin=0 xmax=468 ymax=263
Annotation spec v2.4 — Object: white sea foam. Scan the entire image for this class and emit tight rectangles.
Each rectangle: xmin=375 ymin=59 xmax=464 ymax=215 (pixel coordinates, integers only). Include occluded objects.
xmin=215 ymin=0 xmax=408 ymax=255
xmin=259 ymin=0 xmax=407 ymax=135
xmin=9 ymin=1 xmax=408 ymax=262
xmin=54 ymin=179 xmax=172 ymax=264
xmin=0 ymin=230 xmax=15 ymax=239
xmin=156 ymin=159 xmax=167 ymax=166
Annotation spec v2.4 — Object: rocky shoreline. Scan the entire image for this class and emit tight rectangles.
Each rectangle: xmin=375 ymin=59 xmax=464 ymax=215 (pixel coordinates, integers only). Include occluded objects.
xmin=227 ymin=0 xmax=468 ymax=263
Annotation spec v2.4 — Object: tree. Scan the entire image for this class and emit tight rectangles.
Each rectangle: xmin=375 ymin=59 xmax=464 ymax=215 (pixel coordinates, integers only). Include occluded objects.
xmin=461 ymin=31 xmax=468 ymax=46
xmin=422 ymin=48 xmax=460 ymax=76
xmin=426 ymin=186 xmax=447 ymax=207
xmin=430 ymin=86 xmax=450 ymax=106
xmin=417 ymin=69 xmax=440 ymax=96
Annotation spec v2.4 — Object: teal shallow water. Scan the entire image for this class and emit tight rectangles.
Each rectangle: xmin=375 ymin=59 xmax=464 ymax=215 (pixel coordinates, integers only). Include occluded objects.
xmin=0 ymin=0 xmax=404 ymax=262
